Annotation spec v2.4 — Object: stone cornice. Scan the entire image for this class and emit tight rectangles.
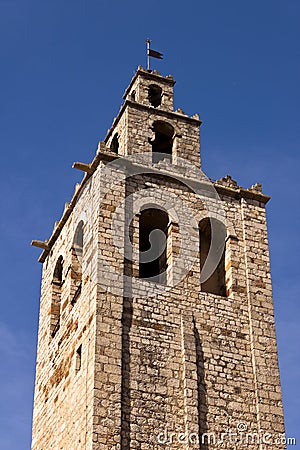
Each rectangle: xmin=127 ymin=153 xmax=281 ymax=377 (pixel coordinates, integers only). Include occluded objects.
xmin=213 ymin=183 xmax=270 ymax=203
xmin=35 ymin=150 xmax=269 ymax=263
xmin=104 ymin=100 xmax=201 ymax=143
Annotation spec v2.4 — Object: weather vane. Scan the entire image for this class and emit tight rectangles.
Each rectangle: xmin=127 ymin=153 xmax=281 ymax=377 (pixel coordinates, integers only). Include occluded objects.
xmin=146 ymin=39 xmax=163 ymax=71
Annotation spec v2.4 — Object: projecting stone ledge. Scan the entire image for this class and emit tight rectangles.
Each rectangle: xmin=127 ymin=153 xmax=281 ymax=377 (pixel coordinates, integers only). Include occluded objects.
xmin=31 ymin=240 xmax=49 ymax=250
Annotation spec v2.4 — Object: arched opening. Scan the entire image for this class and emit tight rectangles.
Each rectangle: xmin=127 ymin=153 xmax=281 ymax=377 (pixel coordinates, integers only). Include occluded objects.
xmin=71 ymin=220 xmax=84 ymax=305
xmin=199 ymin=218 xmax=226 ymax=296
xmin=51 ymin=256 xmax=63 ymax=337
xmin=110 ymin=133 xmax=119 ymax=154
xmin=150 ymin=121 xmax=174 ymax=163
xmin=139 ymin=208 xmax=169 ymax=284
xmin=148 ymin=84 xmax=162 ymax=107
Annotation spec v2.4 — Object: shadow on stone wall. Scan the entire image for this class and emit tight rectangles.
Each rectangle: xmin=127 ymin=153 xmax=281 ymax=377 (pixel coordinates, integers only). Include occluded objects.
xmin=121 ymin=178 xmax=133 ymax=450
xmin=121 ymin=294 xmax=132 ymax=450
xmin=193 ymin=317 xmax=208 ymax=450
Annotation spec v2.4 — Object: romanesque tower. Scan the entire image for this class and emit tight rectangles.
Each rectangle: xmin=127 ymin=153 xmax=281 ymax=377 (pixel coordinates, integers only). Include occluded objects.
xmin=31 ymin=67 xmax=285 ymax=449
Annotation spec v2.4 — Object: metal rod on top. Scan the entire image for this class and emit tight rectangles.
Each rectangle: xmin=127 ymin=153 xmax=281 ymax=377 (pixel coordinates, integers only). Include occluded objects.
xmin=146 ymin=39 xmax=151 ymax=71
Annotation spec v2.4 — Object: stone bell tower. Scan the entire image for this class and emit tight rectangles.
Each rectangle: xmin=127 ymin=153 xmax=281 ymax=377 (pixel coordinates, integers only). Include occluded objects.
xmin=31 ymin=66 xmax=285 ymax=449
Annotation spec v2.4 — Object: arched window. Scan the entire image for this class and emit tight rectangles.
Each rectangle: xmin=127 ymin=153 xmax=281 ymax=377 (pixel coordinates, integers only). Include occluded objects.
xmin=148 ymin=84 xmax=162 ymax=107
xmin=139 ymin=208 xmax=169 ymax=284
xmin=51 ymin=256 xmax=63 ymax=337
xmin=199 ymin=218 xmax=226 ymax=296
xmin=71 ymin=221 xmax=84 ymax=305
xmin=150 ymin=121 xmax=174 ymax=163
xmin=110 ymin=133 xmax=119 ymax=154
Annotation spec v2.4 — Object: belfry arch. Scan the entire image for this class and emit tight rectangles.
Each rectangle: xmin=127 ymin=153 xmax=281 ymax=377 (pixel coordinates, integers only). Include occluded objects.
xmin=150 ymin=120 xmax=174 ymax=163
xmin=139 ymin=207 xmax=169 ymax=284
xmin=199 ymin=217 xmax=226 ymax=296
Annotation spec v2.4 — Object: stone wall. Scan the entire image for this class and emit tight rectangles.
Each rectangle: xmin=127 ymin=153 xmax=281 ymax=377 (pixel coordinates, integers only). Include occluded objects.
xmin=31 ymin=67 xmax=285 ymax=450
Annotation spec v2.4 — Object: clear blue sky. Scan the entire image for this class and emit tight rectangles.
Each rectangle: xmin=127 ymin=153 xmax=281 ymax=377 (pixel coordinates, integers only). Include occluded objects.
xmin=0 ymin=0 xmax=299 ymax=448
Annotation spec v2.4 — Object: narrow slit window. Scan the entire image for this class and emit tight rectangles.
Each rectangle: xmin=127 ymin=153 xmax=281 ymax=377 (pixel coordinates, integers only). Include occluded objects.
xmin=110 ymin=133 xmax=119 ymax=154
xmin=51 ymin=256 xmax=63 ymax=337
xmin=76 ymin=345 xmax=82 ymax=372
xmin=71 ymin=221 xmax=84 ymax=305
xmin=130 ymin=90 xmax=136 ymax=101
